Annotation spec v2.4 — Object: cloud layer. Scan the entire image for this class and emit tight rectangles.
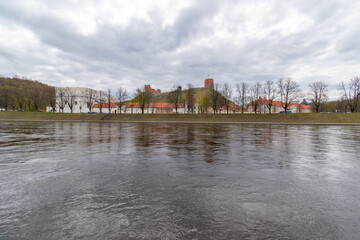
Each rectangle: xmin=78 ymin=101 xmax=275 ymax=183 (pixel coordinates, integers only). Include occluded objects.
xmin=1 ymin=0 xmax=359 ymax=98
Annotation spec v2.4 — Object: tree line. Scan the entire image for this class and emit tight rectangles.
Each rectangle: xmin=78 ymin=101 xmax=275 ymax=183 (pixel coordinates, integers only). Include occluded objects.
xmin=1 ymin=75 xmax=359 ymax=113
xmin=160 ymin=77 xmax=360 ymax=114
xmin=0 ymin=76 xmax=55 ymax=111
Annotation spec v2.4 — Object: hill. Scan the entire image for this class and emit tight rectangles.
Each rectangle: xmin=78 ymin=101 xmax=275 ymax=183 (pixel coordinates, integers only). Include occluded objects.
xmin=0 ymin=76 xmax=55 ymax=111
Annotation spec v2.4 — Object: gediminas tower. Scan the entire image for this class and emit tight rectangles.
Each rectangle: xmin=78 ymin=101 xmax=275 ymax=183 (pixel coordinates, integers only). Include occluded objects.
xmin=204 ymin=78 xmax=214 ymax=89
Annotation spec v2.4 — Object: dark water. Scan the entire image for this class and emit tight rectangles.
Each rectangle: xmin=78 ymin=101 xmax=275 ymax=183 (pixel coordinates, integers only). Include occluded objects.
xmin=0 ymin=122 xmax=360 ymax=240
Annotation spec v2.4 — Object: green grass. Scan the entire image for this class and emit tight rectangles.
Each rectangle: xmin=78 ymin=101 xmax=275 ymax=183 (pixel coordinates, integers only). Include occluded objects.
xmin=0 ymin=111 xmax=105 ymax=121
xmin=1 ymin=111 xmax=360 ymax=124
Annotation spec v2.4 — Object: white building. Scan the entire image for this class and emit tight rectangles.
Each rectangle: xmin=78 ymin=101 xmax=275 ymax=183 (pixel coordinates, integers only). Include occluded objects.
xmin=49 ymin=87 xmax=117 ymax=113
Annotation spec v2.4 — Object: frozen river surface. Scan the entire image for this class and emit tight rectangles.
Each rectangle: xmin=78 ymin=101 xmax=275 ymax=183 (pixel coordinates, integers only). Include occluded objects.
xmin=0 ymin=121 xmax=360 ymax=239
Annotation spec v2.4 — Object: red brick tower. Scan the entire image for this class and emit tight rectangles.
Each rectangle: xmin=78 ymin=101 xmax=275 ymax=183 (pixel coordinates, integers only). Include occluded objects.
xmin=204 ymin=78 xmax=214 ymax=89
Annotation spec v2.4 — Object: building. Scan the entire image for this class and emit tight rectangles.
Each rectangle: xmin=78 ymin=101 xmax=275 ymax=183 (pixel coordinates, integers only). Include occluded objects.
xmin=50 ymin=87 xmax=118 ymax=113
xmin=145 ymin=85 xmax=161 ymax=95
xmin=204 ymin=78 xmax=214 ymax=89
xmin=248 ymin=98 xmax=312 ymax=113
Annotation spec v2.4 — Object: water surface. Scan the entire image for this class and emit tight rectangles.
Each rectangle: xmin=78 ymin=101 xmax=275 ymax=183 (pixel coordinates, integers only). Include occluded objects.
xmin=0 ymin=122 xmax=359 ymax=239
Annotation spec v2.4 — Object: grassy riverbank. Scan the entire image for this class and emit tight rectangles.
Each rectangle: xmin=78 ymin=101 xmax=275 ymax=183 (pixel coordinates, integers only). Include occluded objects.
xmin=0 ymin=111 xmax=360 ymax=124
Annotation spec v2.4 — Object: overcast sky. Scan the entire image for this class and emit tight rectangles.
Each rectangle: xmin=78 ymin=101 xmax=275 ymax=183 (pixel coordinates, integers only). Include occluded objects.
xmin=1 ymin=0 xmax=359 ymax=99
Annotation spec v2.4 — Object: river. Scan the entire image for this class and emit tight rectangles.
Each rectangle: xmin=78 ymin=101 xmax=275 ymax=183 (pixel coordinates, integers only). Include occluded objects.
xmin=0 ymin=121 xmax=359 ymax=239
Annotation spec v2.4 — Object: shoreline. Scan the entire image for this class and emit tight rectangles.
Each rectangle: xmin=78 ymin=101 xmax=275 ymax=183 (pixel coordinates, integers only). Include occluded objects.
xmin=0 ymin=112 xmax=360 ymax=125
xmin=1 ymin=119 xmax=360 ymax=125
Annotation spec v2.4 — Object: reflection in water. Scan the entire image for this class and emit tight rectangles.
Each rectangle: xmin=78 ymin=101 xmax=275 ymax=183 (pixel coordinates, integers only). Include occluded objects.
xmin=0 ymin=122 xmax=360 ymax=239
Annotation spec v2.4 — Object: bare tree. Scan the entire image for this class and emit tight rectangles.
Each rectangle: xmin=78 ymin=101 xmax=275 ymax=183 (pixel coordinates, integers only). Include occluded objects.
xmin=249 ymin=82 xmax=262 ymax=114
xmin=167 ymin=85 xmax=182 ymax=114
xmin=186 ymin=83 xmax=195 ymax=113
xmin=278 ymin=78 xmax=300 ymax=112
xmin=263 ymin=80 xmax=277 ymax=113
xmin=222 ymin=83 xmax=232 ymax=113
xmin=66 ymin=88 xmax=77 ymax=113
xmin=116 ymin=87 xmax=128 ymax=114
xmin=341 ymin=77 xmax=360 ymax=113
xmin=210 ymin=83 xmax=221 ymax=114
xmin=82 ymin=88 xmax=96 ymax=113
xmin=308 ymin=81 xmax=328 ymax=113
xmin=98 ymin=90 xmax=105 ymax=113
xmin=236 ymin=82 xmax=249 ymax=114
xmin=106 ymin=89 xmax=113 ymax=113
xmin=56 ymin=88 xmax=67 ymax=113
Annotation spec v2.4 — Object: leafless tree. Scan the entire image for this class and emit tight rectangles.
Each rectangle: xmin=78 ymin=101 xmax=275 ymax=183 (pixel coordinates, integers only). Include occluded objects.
xmin=236 ymin=82 xmax=249 ymax=114
xmin=341 ymin=77 xmax=360 ymax=113
xmin=66 ymin=87 xmax=77 ymax=113
xmin=186 ymin=83 xmax=195 ymax=113
xmin=106 ymin=89 xmax=113 ymax=113
xmin=56 ymin=88 xmax=67 ymax=113
xmin=116 ymin=87 xmax=128 ymax=114
xmin=278 ymin=78 xmax=300 ymax=112
xmin=82 ymin=88 xmax=96 ymax=113
xmin=222 ymin=83 xmax=232 ymax=113
xmin=210 ymin=83 xmax=221 ymax=114
xmin=263 ymin=80 xmax=277 ymax=113
xmin=249 ymin=82 xmax=262 ymax=114
xmin=98 ymin=90 xmax=105 ymax=113
xmin=308 ymin=81 xmax=328 ymax=113
xmin=167 ymin=85 xmax=182 ymax=114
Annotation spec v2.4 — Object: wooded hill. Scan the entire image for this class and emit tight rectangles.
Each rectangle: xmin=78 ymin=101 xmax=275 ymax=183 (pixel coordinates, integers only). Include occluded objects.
xmin=0 ymin=76 xmax=55 ymax=111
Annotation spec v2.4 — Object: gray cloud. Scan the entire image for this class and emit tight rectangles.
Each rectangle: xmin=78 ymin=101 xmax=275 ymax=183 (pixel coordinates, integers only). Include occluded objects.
xmin=0 ymin=0 xmax=359 ymax=99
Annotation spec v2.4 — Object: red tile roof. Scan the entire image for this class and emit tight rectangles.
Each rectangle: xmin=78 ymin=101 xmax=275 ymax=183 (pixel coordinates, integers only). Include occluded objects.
xmin=123 ymin=102 xmax=185 ymax=108
xmin=257 ymin=98 xmax=310 ymax=110
xmin=93 ymin=102 xmax=118 ymax=108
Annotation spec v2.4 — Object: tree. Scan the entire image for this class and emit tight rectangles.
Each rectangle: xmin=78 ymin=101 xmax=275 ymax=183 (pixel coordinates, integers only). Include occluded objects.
xmin=56 ymin=88 xmax=67 ymax=113
xmin=30 ymin=84 xmax=44 ymax=111
xmin=210 ymin=83 xmax=221 ymax=114
xmin=249 ymin=82 xmax=262 ymax=114
xmin=15 ymin=88 xmax=25 ymax=111
xmin=222 ymin=83 xmax=232 ymax=113
xmin=199 ymin=95 xmax=210 ymax=113
xmin=66 ymin=87 xmax=77 ymax=113
xmin=263 ymin=80 xmax=277 ymax=113
xmin=167 ymin=85 xmax=182 ymax=114
xmin=185 ymin=83 xmax=195 ymax=114
xmin=341 ymin=77 xmax=360 ymax=113
xmin=7 ymin=87 xmax=18 ymax=111
xmin=116 ymin=87 xmax=128 ymax=114
xmin=0 ymin=76 xmax=55 ymax=112
xmin=236 ymin=82 xmax=249 ymax=114
xmin=83 ymin=88 xmax=96 ymax=113
xmin=136 ymin=86 xmax=151 ymax=114
xmin=45 ymin=87 xmax=56 ymax=112
xmin=278 ymin=78 xmax=300 ymax=111
xmin=0 ymin=87 xmax=10 ymax=110
xmin=106 ymin=89 xmax=113 ymax=113
xmin=98 ymin=91 xmax=105 ymax=113
xmin=308 ymin=81 xmax=328 ymax=113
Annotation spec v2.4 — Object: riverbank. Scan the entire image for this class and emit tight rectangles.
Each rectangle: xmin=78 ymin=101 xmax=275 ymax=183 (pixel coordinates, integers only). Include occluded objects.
xmin=0 ymin=111 xmax=360 ymax=124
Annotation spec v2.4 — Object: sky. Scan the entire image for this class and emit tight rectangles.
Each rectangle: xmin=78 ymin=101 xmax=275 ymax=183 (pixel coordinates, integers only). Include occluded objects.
xmin=0 ymin=0 xmax=359 ymax=99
